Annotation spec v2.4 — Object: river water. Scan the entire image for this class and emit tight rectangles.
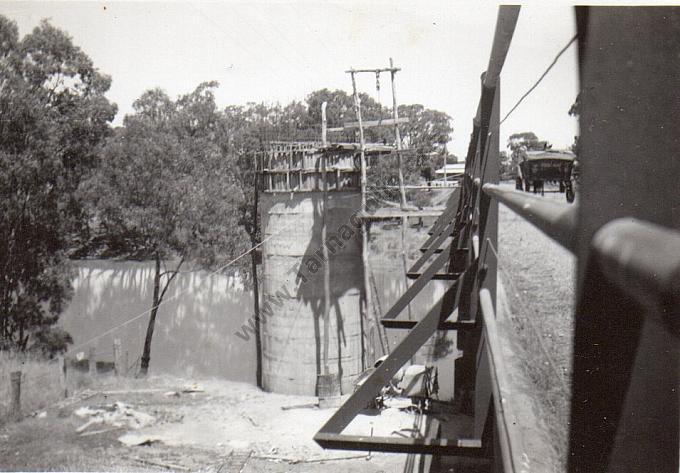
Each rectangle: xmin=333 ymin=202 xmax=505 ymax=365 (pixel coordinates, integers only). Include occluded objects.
xmin=59 ymin=222 xmax=453 ymax=395
xmin=60 ymin=260 xmax=256 ymax=383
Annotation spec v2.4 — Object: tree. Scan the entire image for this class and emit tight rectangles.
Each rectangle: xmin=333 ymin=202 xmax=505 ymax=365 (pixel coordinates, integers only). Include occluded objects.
xmin=398 ymin=104 xmax=453 ymax=180
xmin=0 ymin=17 xmax=115 ymax=353
xmin=506 ymin=131 xmax=549 ymax=171
xmin=508 ymin=131 xmax=540 ymax=157
xmin=568 ymin=93 xmax=581 ymax=156
xmin=499 ymin=150 xmax=512 ymax=178
xmin=86 ymin=83 xmax=249 ymax=375
xmin=221 ymin=103 xmax=272 ymax=388
xmin=364 ymin=103 xmax=452 ymax=194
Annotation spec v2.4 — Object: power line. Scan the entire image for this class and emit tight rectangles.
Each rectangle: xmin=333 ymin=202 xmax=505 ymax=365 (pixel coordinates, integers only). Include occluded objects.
xmin=59 ymin=228 xmax=283 ymax=358
xmin=500 ymin=34 xmax=577 ymax=125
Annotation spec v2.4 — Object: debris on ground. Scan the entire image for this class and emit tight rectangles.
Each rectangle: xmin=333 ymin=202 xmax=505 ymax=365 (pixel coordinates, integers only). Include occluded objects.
xmin=382 ymin=397 xmax=412 ymax=410
xmin=79 ymin=427 xmax=122 ymax=437
xmin=280 ymin=402 xmax=318 ymax=411
xmin=124 ymin=454 xmax=190 ymax=471
xmin=181 ymin=383 xmax=204 ymax=393
xmin=240 ymin=413 xmax=258 ymax=426
xmin=118 ymin=433 xmax=163 ymax=447
xmin=252 ymin=453 xmax=369 ymax=464
xmin=74 ymin=401 xmax=155 ymax=434
xmin=353 ymin=357 xmax=438 ymax=412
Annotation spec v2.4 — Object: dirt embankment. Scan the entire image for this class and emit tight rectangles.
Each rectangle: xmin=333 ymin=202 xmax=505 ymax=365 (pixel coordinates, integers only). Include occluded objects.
xmin=0 ymin=375 xmax=408 ymax=472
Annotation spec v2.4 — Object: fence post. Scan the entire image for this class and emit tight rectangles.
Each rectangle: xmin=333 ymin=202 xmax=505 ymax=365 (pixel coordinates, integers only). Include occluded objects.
xmin=113 ymin=339 xmax=122 ymax=377
xmin=88 ymin=346 xmax=96 ymax=378
xmin=10 ymin=371 xmax=21 ymax=421
xmin=58 ymin=355 xmax=68 ymax=398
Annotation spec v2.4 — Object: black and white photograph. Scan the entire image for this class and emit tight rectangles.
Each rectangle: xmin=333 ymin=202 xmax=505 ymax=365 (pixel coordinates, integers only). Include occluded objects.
xmin=0 ymin=2 xmax=677 ymax=472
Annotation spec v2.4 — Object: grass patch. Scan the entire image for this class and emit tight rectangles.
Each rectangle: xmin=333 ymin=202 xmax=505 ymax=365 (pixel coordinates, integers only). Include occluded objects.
xmin=497 ymin=184 xmax=576 ymax=468
xmin=0 ymin=352 xmax=63 ymax=422
xmin=0 ymin=351 xmax=108 ymax=423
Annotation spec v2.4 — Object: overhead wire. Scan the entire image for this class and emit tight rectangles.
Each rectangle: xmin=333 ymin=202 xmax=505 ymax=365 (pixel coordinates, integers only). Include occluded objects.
xmin=499 ymin=34 xmax=578 ymax=125
xmin=58 ymin=227 xmax=285 ymax=359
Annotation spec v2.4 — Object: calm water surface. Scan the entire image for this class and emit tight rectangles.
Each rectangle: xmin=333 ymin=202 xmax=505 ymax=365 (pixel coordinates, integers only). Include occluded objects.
xmin=61 ymin=230 xmax=455 ymax=398
xmin=60 ymin=260 xmax=255 ymax=383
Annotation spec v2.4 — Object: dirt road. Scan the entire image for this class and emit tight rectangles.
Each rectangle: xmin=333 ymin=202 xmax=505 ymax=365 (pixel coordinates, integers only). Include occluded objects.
xmin=497 ymin=181 xmax=576 ymax=469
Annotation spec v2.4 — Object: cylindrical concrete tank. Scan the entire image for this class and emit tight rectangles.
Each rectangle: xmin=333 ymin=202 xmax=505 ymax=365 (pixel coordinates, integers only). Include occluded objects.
xmin=260 ymin=191 xmax=364 ymax=395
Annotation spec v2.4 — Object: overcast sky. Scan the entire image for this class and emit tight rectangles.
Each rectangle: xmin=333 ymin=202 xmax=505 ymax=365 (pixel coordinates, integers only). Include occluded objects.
xmin=1 ymin=1 xmax=582 ymax=159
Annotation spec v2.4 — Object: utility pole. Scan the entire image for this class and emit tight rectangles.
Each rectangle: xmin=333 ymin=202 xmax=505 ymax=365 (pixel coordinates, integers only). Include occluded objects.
xmin=321 ymin=102 xmax=331 ymax=377
xmin=389 ymin=58 xmax=413 ymax=323
xmin=252 ymin=151 xmax=263 ymax=388
xmin=389 ymin=58 xmax=408 ymax=210
xmin=347 ymin=60 xmax=414 ymax=362
xmin=349 ymin=71 xmax=372 ymax=368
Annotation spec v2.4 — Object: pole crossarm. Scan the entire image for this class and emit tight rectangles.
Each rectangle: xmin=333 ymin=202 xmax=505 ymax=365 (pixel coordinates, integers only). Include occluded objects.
xmin=345 ymin=67 xmax=401 ymax=73
xmin=341 ymin=117 xmax=409 ymax=129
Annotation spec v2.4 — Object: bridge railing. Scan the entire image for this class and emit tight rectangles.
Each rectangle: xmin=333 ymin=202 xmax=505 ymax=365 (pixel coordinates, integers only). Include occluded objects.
xmin=315 ymin=6 xmax=679 ymax=473
xmin=482 ymin=7 xmax=680 ymax=473
xmin=314 ymin=5 xmax=521 ymax=469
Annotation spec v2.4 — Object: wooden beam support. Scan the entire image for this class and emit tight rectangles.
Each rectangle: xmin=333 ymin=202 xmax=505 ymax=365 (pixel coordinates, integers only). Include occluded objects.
xmin=342 ymin=117 xmax=409 ymax=129
xmin=406 ymin=272 xmax=461 ymax=281
xmin=381 ymin=249 xmax=450 ymax=323
xmin=420 ymin=247 xmax=444 ymax=254
xmin=315 ymin=282 xmax=458 ymax=435
xmin=409 ymin=220 xmax=457 ymax=274
xmin=345 ymin=67 xmax=401 ymax=73
xmin=315 ymin=432 xmax=485 ymax=456
xmin=381 ymin=318 xmax=476 ymax=330
xmin=568 ymin=8 xmax=680 ymax=472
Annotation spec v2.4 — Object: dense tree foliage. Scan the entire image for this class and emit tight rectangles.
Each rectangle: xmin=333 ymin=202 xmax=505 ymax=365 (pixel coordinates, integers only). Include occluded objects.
xmin=0 ymin=11 xmax=454 ymax=369
xmin=305 ymin=89 xmax=453 ymax=188
xmin=0 ymin=16 xmax=115 ymax=354
xmin=503 ymin=131 xmax=550 ymax=177
xmin=85 ymin=83 xmax=249 ymax=374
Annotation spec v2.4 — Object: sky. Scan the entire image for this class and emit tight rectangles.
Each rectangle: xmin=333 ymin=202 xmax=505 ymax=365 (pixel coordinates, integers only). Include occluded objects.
xmin=0 ymin=1 xmax=581 ymax=159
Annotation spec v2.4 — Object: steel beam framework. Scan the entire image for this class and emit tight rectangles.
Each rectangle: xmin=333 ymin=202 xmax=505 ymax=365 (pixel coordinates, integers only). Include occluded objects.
xmin=314 ymin=5 xmax=520 ymax=469
xmin=315 ymin=6 xmax=680 ymax=472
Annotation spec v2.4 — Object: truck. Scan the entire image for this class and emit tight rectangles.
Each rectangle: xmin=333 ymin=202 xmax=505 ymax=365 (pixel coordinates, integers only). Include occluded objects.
xmin=515 ymin=149 xmax=576 ymax=202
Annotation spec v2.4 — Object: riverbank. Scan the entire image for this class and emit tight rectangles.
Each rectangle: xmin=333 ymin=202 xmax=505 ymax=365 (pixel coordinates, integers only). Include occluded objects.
xmin=0 ymin=374 xmax=408 ymax=472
